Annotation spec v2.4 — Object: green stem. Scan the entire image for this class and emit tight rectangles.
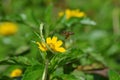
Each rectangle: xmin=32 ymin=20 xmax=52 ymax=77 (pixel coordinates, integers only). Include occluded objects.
xmin=39 ymin=23 xmax=54 ymax=53
xmin=42 ymin=59 xmax=49 ymax=80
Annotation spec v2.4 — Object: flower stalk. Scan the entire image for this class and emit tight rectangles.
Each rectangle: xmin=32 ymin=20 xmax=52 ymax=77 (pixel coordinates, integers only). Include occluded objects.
xmin=42 ymin=59 xmax=49 ymax=80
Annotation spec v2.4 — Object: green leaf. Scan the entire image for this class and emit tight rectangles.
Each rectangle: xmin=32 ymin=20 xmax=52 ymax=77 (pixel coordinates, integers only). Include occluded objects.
xmin=22 ymin=65 xmax=44 ymax=80
xmin=49 ymin=48 xmax=84 ymax=73
xmin=88 ymin=52 xmax=106 ymax=65
xmin=108 ymin=70 xmax=120 ymax=80
xmin=71 ymin=70 xmax=86 ymax=80
xmin=15 ymin=45 xmax=30 ymax=56
xmin=15 ymin=56 xmax=42 ymax=66
xmin=62 ymin=74 xmax=78 ymax=80
xmin=0 ymin=56 xmax=38 ymax=66
xmin=44 ymin=3 xmax=53 ymax=24
xmin=65 ymin=18 xmax=78 ymax=27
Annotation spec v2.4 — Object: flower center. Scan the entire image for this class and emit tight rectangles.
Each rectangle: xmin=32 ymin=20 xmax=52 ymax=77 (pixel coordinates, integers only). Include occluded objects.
xmin=49 ymin=43 xmax=56 ymax=51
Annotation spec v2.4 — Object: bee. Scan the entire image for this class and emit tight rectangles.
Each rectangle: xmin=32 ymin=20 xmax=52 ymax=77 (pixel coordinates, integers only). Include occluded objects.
xmin=62 ymin=31 xmax=74 ymax=39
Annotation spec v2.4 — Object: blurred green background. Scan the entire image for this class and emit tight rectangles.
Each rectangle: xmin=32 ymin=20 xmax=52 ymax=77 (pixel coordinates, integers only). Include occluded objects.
xmin=0 ymin=0 xmax=120 ymax=77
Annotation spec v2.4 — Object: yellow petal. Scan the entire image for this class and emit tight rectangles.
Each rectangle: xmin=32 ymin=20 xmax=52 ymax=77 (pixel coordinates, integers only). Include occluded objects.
xmin=52 ymin=36 xmax=57 ymax=43
xmin=65 ymin=9 xmax=72 ymax=20
xmin=36 ymin=42 xmax=47 ymax=51
xmin=46 ymin=37 xmax=52 ymax=44
xmin=65 ymin=9 xmax=71 ymax=14
xmin=56 ymin=47 xmax=66 ymax=52
xmin=76 ymin=12 xmax=85 ymax=17
xmin=55 ymin=40 xmax=63 ymax=47
xmin=36 ymin=42 xmax=41 ymax=46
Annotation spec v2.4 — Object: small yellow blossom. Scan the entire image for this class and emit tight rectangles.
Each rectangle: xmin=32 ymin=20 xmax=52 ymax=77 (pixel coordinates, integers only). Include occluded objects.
xmin=58 ymin=9 xmax=85 ymax=20
xmin=0 ymin=22 xmax=18 ymax=36
xmin=10 ymin=69 xmax=22 ymax=78
xmin=36 ymin=36 xmax=66 ymax=53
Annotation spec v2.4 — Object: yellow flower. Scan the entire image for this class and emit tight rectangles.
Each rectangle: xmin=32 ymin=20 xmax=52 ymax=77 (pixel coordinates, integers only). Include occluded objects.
xmin=10 ymin=69 xmax=22 ymax=78
xmin=36 ymin=36 xmax=66 ymax=53
xmin=0 ymin=22 xmax=18 ymax=36
xmin=59 ymin=9 xmax=85 ymax=20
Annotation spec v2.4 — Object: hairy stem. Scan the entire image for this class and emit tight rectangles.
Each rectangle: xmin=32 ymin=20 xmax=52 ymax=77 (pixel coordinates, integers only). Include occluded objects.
xmin=42 ymin=59 xmax=49 ymax=80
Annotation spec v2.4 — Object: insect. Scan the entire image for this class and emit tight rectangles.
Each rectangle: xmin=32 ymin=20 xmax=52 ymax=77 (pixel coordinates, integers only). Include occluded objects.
xmin=62 ymin=31 xmax=74 ymax=39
